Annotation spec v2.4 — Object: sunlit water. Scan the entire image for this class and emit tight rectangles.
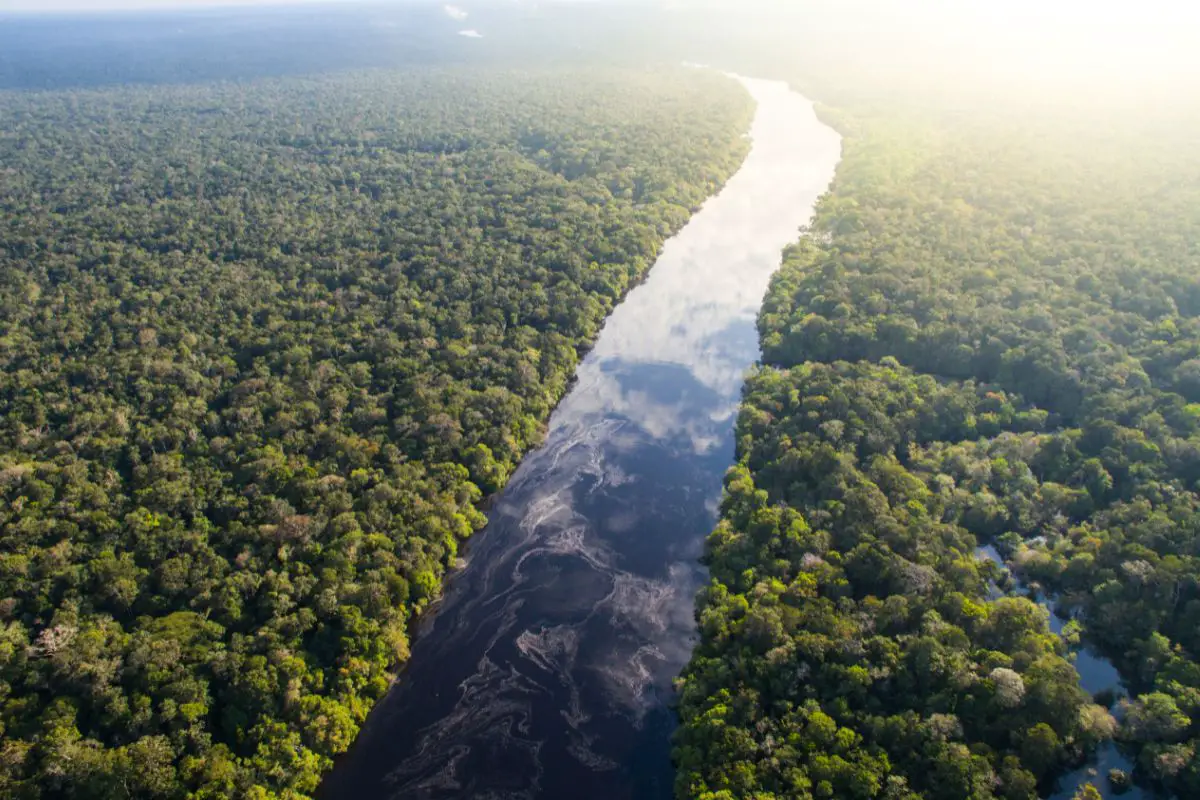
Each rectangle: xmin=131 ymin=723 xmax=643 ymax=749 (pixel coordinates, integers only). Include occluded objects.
xmin=319 ymin=76 xmax=842 ymax=800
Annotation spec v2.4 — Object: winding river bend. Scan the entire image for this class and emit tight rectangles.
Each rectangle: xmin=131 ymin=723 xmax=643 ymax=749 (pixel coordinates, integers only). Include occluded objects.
xmin=320 ymin=75 xmax=842 ymax=800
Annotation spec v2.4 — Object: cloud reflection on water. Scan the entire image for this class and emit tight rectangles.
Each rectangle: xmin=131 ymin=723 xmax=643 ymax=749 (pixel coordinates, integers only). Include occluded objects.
xmin=319 ymin=75 xmax=841 ymax=800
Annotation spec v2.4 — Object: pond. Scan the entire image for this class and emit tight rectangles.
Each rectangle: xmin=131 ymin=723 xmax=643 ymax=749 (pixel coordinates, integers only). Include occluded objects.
xmin=977 ymin=545 xmax=1149 ymax=800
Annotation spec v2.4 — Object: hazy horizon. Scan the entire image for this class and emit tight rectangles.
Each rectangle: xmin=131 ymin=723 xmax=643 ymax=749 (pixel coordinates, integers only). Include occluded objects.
xmin=7 ymin=0 xmax=1197 ymax=74
xmin=3 ymin=0 xmax=1198 ymax=112
xmin=0 ymin=0 xmax=370 ymax=11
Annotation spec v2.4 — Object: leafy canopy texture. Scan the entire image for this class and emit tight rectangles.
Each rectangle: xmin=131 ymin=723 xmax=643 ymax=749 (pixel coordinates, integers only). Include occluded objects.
xmin=0 ymin=67 xmax=754 ymax=798
xmin=674 ymin=102 xmax=1200 ymax=798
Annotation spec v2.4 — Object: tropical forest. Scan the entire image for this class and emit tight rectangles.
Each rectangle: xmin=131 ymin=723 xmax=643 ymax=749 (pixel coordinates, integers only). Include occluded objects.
xmin=0 ymin=2 xmax=1198 ymax=800
xmin=0 ymin=65 xmax=752 ymax=797
xmin=674 ymin=70 xmax=1200 ymax=800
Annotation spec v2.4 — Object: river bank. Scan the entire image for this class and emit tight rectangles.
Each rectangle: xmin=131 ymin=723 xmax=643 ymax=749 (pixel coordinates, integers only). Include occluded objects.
xmin=319 ymin=75 xmax=842 ymax=800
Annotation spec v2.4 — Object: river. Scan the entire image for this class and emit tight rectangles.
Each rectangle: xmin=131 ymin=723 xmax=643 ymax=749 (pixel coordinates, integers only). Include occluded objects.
xmin=318 ymin=75 xmax=842 ymax=800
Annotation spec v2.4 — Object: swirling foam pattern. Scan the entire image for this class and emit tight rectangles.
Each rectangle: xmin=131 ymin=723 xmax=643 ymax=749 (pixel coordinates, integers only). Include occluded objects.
xmin=319 ymin=75 xmax=841 ymax=800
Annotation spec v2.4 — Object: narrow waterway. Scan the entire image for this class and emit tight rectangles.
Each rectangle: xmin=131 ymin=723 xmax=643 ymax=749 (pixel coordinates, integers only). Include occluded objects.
xmin=319 ymin=75 xmax=842 ymax=800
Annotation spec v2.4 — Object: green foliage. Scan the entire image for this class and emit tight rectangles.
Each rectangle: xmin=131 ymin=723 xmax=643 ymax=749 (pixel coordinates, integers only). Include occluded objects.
xmin=0 ymin=67 xmax=754 ymax=797
xmin=676 ymin=89 xmax=1200 ymax=798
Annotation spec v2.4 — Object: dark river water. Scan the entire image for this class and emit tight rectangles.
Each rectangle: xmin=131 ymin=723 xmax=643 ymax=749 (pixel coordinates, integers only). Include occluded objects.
xmin=319 ymin=75 xmax=842 ymax=800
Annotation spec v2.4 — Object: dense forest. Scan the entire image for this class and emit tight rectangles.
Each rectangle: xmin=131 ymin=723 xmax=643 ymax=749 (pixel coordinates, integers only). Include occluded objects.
xmin=0 ymin=67 xmax=754 ymax=798
xmin=674 ymin=100 xmax=1200 ymax=798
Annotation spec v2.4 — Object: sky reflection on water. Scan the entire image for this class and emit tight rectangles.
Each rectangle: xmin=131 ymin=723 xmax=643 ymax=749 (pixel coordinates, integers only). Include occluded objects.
xmin=319 ymin=75 xmax=841 ymax=800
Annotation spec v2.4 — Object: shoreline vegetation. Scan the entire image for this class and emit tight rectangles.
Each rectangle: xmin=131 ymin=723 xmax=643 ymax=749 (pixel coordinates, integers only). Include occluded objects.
xmin=0 ymin=67 xmax=755 ymax=798
xmin=2 ymin=6 xmax=1198 ymax=798
xmin=673 ymin=76 xmax=1200 ymax=800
